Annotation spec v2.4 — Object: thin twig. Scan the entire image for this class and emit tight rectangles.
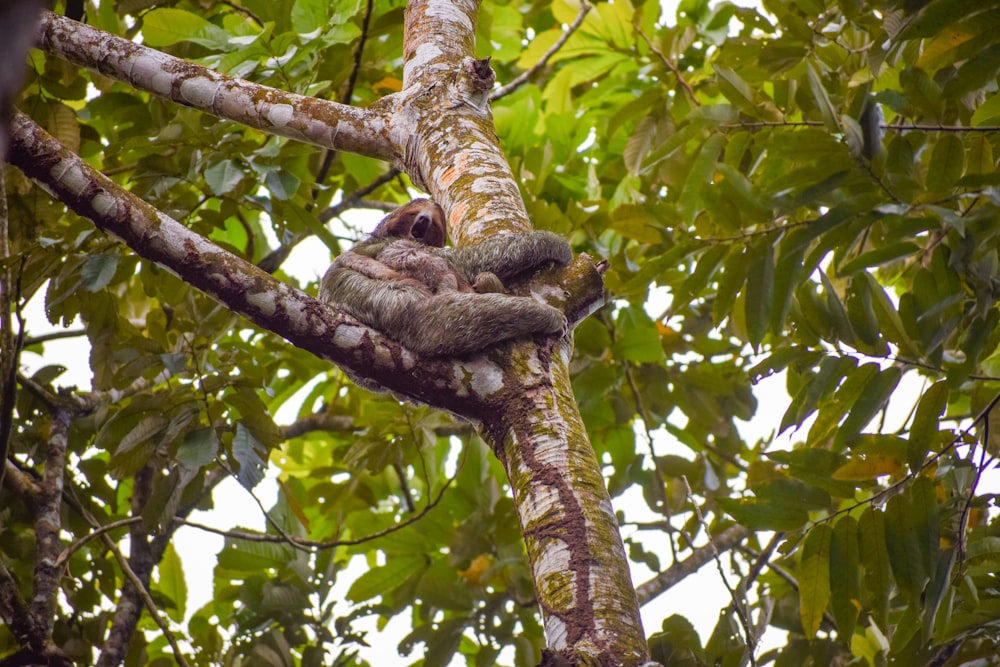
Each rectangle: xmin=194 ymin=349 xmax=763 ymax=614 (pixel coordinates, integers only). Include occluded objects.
xmin=22 ymin=328 xmax=86 ymax=345
xmin=636 ymin=26 xmax=699 ymax=106
xmin=491 ymin=2 xmax=592 ymax=100
xmin=683 ymin=476 xmax=757 ymax=666
xmin=177 ymin=464 xmax=459 ymax=549
xmin=66 ymin=492 xmax=191 ymax=667
xmin=217 ymin=0 xmax=263 ymax=27
xmin=102 ymin=532 xmax=190 ymax=666
xmin=54 ymin=517 xmax=142 ymax=568
xmin=318 ymin=169 xmax=401 ymax=223
xmin=721 ymin=120 xmax=1000 ymax=133
xmin=622 ymin=360 xmax=678 ymax=559
xmin=257 ymin=168 xmax=400 ymax=273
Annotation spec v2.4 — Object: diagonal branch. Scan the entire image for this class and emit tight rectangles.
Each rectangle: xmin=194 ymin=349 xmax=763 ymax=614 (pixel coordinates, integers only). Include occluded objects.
xmin=635 ymin=525 xmax=750 ymax=605
xmin=7 ymin=111 xmax=599 ymax=418
xmin=491 ymin=1 xmax=592 ymax=101
xmin=36 ymin=11 xmax=393 ymax=161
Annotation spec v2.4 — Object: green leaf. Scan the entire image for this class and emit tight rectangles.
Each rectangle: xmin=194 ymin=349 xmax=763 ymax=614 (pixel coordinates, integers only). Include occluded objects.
xmin=965 ymin=134 xmax=995 ymax=175
xmin=780 ymin=355 xmax=856 ymax=434
xmin=972 ymin=92 xmax=1000 ymax=126
xmin=861 ymin=272 xmax=920 ymax=358
xmin=859 ymin=507 xmax=891 ymax=627
xmin=907 ymin=381 xmax=949 ymax=470
xmin=846 ymin=277 xmax=880 ymax=348
xmin=830 ymin=515 xmax=861 ymax=640
xmin=233 ymin=423 xmax=266 ymax=490
xmin=808 ymin=362 xmax=878 ymax=446
xmin=176 ymin=427 xmax=219 ymax=469
xmin=744 ymin=240 xmax=774 ymax=350
xmin=205 ymin=159 xmax=245 ymax=196
xmin=81 ymin=253 xmax=119 ymax=292
xmin=613 ymin=307 xmax=666 ymax=363
xmin=911 ymin=476 xmax=941 ymax=577
xmin=155 ymin=544 xmax=188 ymax=622
xmin=807 ymin=62 xmax=840 ymax=132
xmin=834 ymin=365 xmax=902 ymax=450
xmin=755 ymin=478 xmax=831 ymax=509
xmin=716 ymin=497 xmax=808 ymax=531
xmin=265 ymin=170 xmax=301 ymax=201
xmin=819 ymin=270 xmax=855 ymax=346
xmin=142 ymin=8 xmax=231 ymax=48
xmin=944 ymin=43 xmax=1000 ymax=99
xmin=273 ymin=201 xmax=341 ymax=254
xmin=771 ymin=237 xmax=808 ymax=335
xmin=678 ymin=133 xmax=726 ymax=224
xmin=899 ymin=66 xmax=944 ymax=119
xmin=800 ymin=524 xmax=832 ymax=640
xmin=839 ymin=242 xmax=921 ymax=276
xmin=715 ymin=66 xmax=758 ymax=117
xmin=347 ymin=556 xmax=426 ymax=603
xmin=291 ymin=0 xmax=328 ymax=35
xmin=926 ymin=133 xmax=965 ymax=192
xmin=924 ymin=546 xmax=955 ymax=641
xmin=885 ymin=490 xmax=929 ymax=601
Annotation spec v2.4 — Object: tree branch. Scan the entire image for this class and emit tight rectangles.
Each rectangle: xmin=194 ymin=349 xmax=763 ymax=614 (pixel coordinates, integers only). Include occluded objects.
xmin=36 ymin=11 xmax=393 ymax=160
xmin=635 ymin=525 xmax=749 ymax=605
xmin=6 ymin=111 xmax=503 ymax=417
xmin=399 ymin=0 xmax=531 ymax=242
xmin=9 ymin=111 xmax=605 ymax=417
xmin=30 ymin=403 xmax=69 ymax=637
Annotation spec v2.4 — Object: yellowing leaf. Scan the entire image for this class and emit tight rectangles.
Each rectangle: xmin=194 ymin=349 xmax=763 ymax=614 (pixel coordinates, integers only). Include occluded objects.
xmin=457 ymin=554 xmax=495 ymax=585
xmin=48 ymin=102 xmax=80 ymax=154
xmin=799 ymin=524 xmax=832 ymax=640
xmin=832 ymin=454 xmax=906 ymax=481
xmin=372 ymin=77 xmax=402 ymax=94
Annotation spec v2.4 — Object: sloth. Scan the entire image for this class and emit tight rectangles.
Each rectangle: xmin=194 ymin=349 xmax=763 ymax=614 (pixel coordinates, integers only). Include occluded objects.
xmin=319 ymin=199 xmax=572 ymax=357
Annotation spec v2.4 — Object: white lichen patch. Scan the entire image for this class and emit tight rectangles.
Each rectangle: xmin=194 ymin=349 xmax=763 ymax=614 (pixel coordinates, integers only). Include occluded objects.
xmin=91 ymin=191 xmax=120 ymax=218
xmin=455 ymin=359 xmax=504 ymax=395
xmin=246 ymin=291 xmax=277 ymax=317
xmin=129 ymin=56 xmax=172 ymax=96
xmin=266 ymin=103 xmax=294 ymax=128
xmin=425 ymin=1 xmax=474 ymax=31
xmin=332 ymin=324 xmax=367 ymax=348
xmin=523 ymin=349 xmax=545 ymax=376
xmin=403 ymin=42 xmax=444 ymax=81
xmin=281 ymin=294 xmax=309 ymax=330
xmin=537 ymin=540 xmax=573 ymax=578
xmin=52 ymin=160 xmax=88 ymax=196
xmin=470 ymin=175 xmax=510 ymax=194
xmin=524 ymin=483 xmax=562 ymax=517
xmin=179 ymin=77 xmax=222 ymax=109
xmin=558 ymin=343 xmax=572 ymax=366
xmin=531 ymin=284 xmax=566 ymax=301
xmin=372 ymin=342 xmax=399 ymax=370
xmin=599 ymin=497 xmax=616 ymax=521
xmin=545 ymin=615 xmax=568 ymax=650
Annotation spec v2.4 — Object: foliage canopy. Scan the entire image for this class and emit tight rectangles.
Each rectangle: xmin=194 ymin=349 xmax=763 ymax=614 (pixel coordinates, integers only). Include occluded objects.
xmin=5 ymin=0 xmax=1000 ymax=665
